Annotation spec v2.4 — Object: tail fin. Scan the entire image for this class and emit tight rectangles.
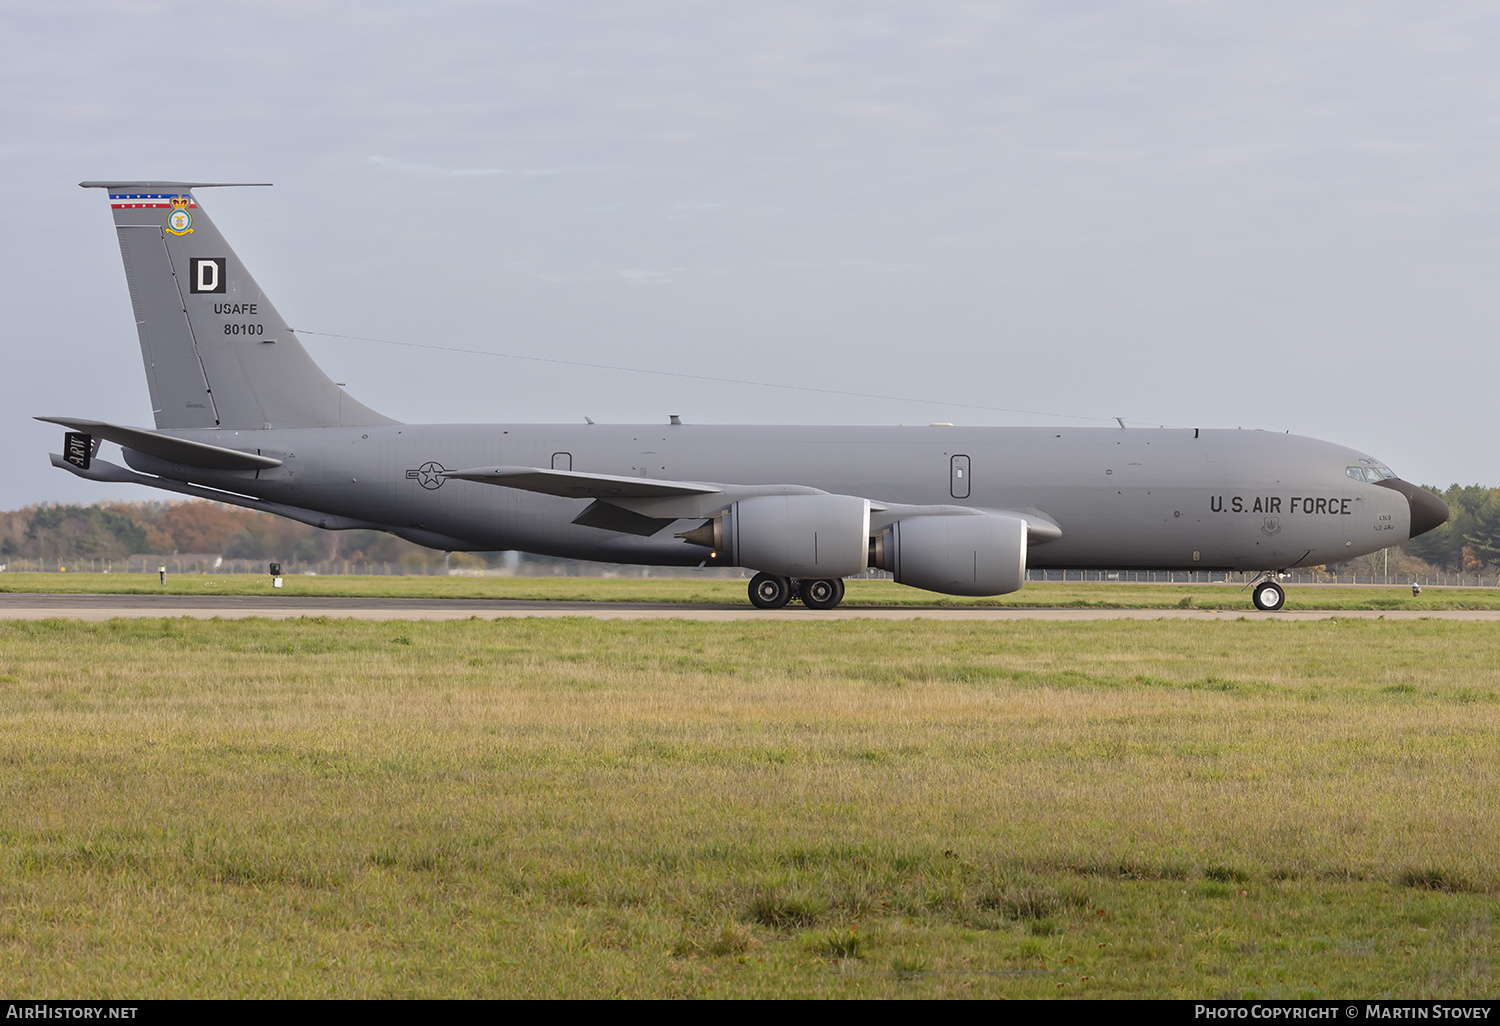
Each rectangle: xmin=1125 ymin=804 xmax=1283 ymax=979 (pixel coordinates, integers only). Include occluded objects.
xmin=81 ymin=181 xmax=394 ymax=431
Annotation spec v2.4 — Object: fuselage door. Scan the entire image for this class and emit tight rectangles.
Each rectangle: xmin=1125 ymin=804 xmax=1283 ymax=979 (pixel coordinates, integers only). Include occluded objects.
xmin=552 ymin=452 xmax=572 ymax=471
xmin=951 ymin=454 xmax=970 ymax=499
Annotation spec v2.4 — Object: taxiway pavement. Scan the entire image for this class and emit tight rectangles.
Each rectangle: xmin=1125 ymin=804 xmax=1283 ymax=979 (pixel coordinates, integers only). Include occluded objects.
xmin=0 ymin=593 xmax=1494 ymax=622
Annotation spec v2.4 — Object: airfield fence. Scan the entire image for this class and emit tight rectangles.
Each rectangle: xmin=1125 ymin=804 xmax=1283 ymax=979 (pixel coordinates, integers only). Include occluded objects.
xmin=0 ymin=556 xmax=1495 ymax=588
xmin=0 ymin=555 xmax=754 ymax=580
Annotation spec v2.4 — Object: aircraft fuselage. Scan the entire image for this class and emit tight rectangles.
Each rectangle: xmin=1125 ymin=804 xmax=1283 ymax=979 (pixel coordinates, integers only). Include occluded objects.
xmin=123 ymin=422 xmax=1411 ymax=571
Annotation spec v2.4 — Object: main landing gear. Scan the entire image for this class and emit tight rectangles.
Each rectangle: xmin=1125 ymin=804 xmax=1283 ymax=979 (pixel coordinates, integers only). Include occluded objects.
xmin=748 ymin=573 xmax=846 ymax=610
xmin=799 ymin=577 xmax=845 ymax=610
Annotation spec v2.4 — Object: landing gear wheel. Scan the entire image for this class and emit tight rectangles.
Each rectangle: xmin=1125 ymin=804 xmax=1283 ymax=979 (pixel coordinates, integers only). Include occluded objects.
xmin=799 ymin=578 xmax=844 ymax=610
xmin=749 ymin=572 xmax=793 ymax=609
xmin=1252 ymin=580 xmax=1286 ymax=611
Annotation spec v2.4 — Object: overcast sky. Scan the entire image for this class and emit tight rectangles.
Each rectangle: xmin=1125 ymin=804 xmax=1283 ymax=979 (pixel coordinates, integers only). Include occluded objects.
xmin=2 ymin=1 xmax=1497 ymax=510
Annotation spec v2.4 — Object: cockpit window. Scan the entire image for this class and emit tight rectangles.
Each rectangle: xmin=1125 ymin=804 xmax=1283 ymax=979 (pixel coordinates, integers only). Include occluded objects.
xmin=1348 ymin=464 xmax=1397 ymax=483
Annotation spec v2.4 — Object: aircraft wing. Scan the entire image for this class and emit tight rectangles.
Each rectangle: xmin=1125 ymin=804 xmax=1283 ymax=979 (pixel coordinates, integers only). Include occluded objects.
xmin=441 ymin=465 xmax=860 ymax=513
xmin=440 ymin=465 xmax=723 ymax=499
xmin=442 ymin=464 xmax=1061 ymax=543
xmin=442 ymin=465 xmax=853 ymax=533
xmin=36 ymin=417 xmax=283 ymax=471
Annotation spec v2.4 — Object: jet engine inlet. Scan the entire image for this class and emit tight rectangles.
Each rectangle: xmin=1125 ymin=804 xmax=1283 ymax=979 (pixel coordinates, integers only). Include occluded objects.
xmin=871 ymin=513 xmax=1028 ymax=596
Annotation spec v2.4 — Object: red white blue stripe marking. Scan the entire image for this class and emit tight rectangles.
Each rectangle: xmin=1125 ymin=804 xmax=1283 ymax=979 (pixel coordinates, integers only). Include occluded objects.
xmin=109 ymin=193 xmax=197 ymax=209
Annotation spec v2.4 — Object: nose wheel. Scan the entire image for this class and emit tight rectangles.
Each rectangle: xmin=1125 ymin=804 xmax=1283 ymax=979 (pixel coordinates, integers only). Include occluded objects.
xmin=1252 ymin=580 xmax=1286 ymax=611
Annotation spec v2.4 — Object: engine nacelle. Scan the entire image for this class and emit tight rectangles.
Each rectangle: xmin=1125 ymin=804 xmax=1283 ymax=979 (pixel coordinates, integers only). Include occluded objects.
xmin=870 ymin=513 xmax=1028 ymax=596
xmin=683 ymin=494 xmax=871 ymax=579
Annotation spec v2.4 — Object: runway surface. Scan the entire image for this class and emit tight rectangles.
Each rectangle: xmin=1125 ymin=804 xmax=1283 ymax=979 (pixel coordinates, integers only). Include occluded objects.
xmin=2 ymin=593 xmax=1496 ymax=621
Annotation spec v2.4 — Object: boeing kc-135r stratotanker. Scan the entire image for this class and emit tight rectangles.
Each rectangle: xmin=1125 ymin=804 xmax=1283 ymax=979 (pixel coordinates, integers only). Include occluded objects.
xmin=43 ymin=182 xmax=1449 ymax=610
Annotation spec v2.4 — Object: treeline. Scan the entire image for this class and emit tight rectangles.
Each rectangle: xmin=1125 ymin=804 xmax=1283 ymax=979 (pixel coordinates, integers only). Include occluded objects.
xmin=0 ymin=501 xmax=454 ymax=569
xmin=1405 ymin=484 xmax=1500 ymax=572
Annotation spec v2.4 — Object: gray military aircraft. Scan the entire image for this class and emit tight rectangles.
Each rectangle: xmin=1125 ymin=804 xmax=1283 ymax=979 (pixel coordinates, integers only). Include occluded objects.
xmin=43 ymin=181 xmax=1449 ymax=611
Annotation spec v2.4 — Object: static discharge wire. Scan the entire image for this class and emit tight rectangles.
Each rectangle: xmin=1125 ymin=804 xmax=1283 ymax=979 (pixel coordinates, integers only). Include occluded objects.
xmin=290 ymin=328 xmax=1153 ymax=427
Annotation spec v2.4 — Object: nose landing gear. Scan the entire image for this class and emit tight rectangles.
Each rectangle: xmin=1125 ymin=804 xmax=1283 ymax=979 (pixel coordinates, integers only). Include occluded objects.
xmin=1243 ymin=569 xmax=1289 ymax=611
xmin=1251 ymin=579 xmax=1286 ymax=611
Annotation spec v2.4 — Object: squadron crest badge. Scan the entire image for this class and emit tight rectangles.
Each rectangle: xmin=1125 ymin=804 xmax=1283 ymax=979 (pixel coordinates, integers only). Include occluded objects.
xmin=165 ymin=195 xmax=194 ymax=235
xmin=1261 ymin=517 xmax=1281 ymax=537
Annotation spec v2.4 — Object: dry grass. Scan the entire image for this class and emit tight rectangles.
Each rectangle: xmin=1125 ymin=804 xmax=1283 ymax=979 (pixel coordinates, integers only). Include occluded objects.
xmin=0 ymin=616 xmax=1497 ymax=997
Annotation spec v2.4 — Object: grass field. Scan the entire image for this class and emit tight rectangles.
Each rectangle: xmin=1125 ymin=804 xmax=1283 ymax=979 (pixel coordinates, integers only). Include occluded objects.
xmin=4 ymin=571 xmax=1499 ymax=610
xmin=1 ymin=615 xmax=1496 ymax=997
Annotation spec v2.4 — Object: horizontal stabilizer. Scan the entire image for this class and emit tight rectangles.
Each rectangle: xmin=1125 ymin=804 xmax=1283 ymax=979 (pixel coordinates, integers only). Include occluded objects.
xmin=36 ymin=417 xmax=282 ymax=471
xmin=442 ymin=465 xmax=722 ymax=499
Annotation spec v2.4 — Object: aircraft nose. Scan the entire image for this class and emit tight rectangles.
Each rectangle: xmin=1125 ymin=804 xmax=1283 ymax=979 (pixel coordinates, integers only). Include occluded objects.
xmin=1375 ymin=479 xmax=1449 ymax=539
xmin=1407 ymin=486 xmax=1450 ymax=539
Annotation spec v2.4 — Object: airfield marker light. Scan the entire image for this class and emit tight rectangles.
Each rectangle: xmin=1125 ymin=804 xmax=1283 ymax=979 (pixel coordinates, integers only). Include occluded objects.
xmin=270 ymin=562 xmax=284 ymax=589
xmin=158 ymin=566 xmax=165 ymax=585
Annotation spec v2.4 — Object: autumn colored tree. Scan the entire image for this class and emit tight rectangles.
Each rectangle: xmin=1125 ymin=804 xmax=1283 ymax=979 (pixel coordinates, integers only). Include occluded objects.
xmin=152 ymin=503 xmax=252 ymax=554
xmin=102 ymin=504 xmax=175 ymax=554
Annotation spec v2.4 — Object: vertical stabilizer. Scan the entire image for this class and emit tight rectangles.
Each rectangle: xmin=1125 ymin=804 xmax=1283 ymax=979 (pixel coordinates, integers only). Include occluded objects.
xmin=81 ymin=181 xmax=394 ymax=430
